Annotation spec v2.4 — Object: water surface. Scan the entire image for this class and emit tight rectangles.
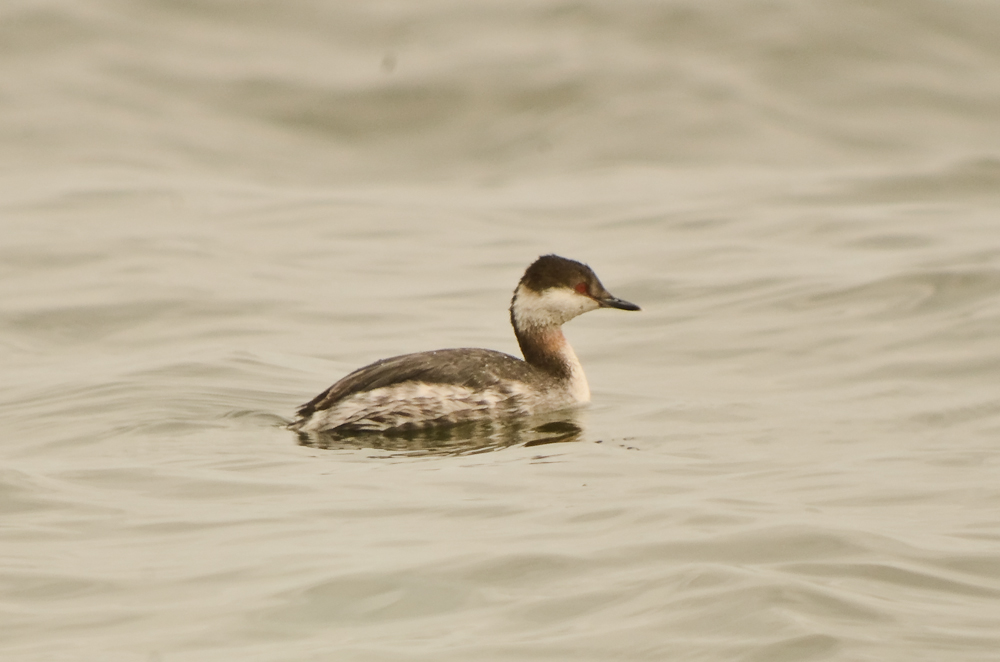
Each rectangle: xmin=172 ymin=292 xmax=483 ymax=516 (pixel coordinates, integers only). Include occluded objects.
xmin=2 ymin=1 xmax=1000 ymax=660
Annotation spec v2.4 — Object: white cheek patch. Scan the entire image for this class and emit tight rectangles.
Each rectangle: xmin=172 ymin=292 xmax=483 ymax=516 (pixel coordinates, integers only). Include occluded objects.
xmin=512 ymin=286 xmax=599 ymax=328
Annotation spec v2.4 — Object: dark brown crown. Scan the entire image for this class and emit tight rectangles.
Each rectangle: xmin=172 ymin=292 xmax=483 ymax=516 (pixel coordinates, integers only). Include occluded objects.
xmin=518 ymin=254 xmax=600 ymax=292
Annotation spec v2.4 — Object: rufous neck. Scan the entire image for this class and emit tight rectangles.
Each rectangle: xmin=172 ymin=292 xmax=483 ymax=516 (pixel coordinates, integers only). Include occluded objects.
xmin=514 ymin=326 xmax=574 ymax=378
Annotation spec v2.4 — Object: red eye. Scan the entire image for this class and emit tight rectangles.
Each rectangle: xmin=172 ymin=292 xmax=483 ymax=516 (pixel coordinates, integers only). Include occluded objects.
xmin=574 ymin=283 xmax=588 ymax=295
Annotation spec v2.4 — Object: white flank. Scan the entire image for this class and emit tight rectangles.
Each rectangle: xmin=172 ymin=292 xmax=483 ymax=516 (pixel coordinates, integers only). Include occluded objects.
xmin=298 ymin=381 xmax=541 ymax=433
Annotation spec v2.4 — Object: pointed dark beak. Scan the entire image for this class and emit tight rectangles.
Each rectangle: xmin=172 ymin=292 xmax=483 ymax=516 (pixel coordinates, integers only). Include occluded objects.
xmin=597 ymin=294 xmax=641 ymax=311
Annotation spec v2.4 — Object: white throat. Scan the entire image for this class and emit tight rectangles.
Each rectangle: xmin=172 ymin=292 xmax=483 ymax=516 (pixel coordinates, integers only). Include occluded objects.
xmin=510 ymin=284 xmax=600 ymax=331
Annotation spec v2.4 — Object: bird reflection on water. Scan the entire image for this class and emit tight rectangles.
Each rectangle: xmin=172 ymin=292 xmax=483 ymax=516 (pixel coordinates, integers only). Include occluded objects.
xmin=294 ymin=414 xmax=584 ymax=456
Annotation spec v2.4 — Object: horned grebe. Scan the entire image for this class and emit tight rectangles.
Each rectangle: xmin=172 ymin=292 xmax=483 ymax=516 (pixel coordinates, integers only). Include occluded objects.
xmin=291 ymin=255 xmax=639 ymax=434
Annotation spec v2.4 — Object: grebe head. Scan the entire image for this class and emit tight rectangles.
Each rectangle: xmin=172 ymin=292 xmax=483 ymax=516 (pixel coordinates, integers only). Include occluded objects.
xmin=510 ymin=255 xmax=640 ymax=330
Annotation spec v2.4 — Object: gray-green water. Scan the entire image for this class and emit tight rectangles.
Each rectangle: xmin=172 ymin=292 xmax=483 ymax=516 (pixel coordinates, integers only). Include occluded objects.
xmin=3 ymin=1 xmax=1000 ymax=660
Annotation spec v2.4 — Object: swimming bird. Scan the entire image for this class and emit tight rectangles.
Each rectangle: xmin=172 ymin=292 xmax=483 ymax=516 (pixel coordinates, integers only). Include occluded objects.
xmin=291 ymin=254 xmax=639 ymax=434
